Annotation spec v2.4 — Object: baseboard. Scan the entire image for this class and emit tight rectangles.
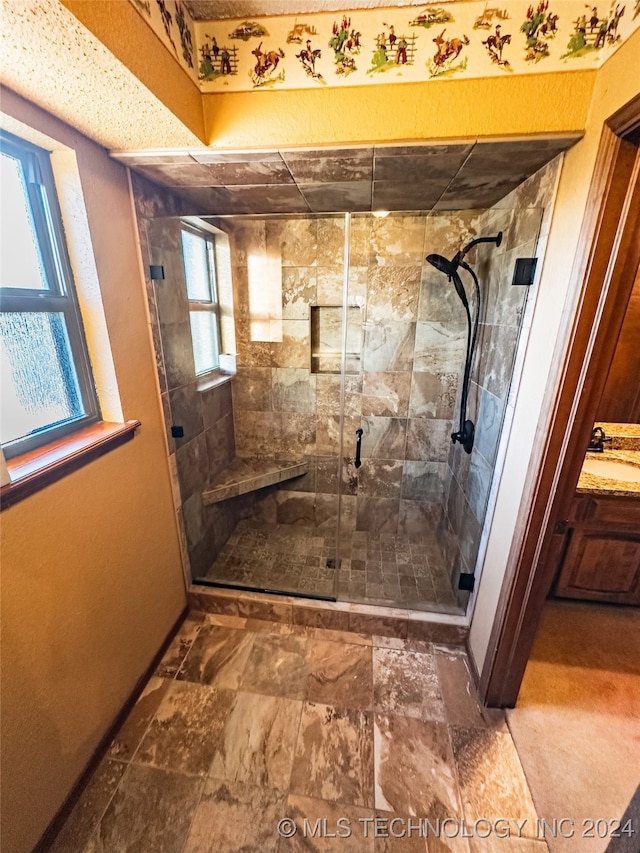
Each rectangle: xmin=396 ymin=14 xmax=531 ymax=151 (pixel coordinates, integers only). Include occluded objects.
xmin=33 ymin=603 xmax=189 ymax=853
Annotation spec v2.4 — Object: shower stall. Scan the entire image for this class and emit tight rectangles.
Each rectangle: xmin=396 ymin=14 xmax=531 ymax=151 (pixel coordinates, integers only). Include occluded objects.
xmin=145 ymin=205 xmax=543 ymax=616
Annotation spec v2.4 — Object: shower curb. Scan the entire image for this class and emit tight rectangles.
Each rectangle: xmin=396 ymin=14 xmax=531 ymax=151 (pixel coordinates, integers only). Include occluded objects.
xmin=188 ymin=584 xmax=469 ymax=644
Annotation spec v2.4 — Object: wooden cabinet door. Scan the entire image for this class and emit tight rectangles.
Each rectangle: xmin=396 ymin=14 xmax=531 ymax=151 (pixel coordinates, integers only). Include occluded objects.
xmin=555 ymin=529 xmax=640 ymax=604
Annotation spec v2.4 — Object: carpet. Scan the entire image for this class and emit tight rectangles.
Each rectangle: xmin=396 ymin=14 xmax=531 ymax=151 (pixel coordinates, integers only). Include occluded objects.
xmin=507 ymin=600 xmax=640 ymax=853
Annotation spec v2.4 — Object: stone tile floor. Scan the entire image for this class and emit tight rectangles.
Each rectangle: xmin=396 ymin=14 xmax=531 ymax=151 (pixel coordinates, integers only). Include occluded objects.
xmin=199 ymin=519 xmax=462 ymax=614
xmin=50 ymin=611 xmax=548 ymax=853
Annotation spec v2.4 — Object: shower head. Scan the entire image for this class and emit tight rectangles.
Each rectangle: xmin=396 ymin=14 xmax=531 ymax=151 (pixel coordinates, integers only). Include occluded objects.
xmin=426 ymin=231 xmax=503 ymax=280
xmin=425 ymin=231 xmax=503 ymax=455
xmin=426 ymin=253 xmax=470 ymax=310
xmin=426 ymin=253 xmax=457 ymax=276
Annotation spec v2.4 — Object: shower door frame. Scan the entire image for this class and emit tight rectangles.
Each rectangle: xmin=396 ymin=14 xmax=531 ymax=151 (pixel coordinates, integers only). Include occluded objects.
xmin=334 ymin=211 xmax=352 ymax=593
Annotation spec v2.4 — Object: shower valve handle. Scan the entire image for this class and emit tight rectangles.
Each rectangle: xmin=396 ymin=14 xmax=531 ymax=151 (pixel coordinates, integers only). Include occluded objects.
xmin=355 ymin=428 xmax=363 ymax=469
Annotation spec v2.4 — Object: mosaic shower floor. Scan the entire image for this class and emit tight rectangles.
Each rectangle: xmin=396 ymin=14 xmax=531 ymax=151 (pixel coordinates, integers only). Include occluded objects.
xmin=198 ymin=519 xmax=462 ymax=614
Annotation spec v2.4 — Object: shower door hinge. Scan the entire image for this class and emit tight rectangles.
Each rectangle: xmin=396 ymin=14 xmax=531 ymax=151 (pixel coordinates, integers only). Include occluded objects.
xmin=512 ymin=258 xmax=537 ymax=286
xmin=458 ymin=572 xmax=475 ymax=592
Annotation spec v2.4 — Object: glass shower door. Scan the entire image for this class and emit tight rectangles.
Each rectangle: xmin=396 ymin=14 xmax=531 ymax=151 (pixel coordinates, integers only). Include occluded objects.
xmin=336 ymin=207 xmax=543 ymax=614
xmin=189 ymin=213 xmax=345 ymax=601
xmin=337 ymin=211 xmax=442 ymax=609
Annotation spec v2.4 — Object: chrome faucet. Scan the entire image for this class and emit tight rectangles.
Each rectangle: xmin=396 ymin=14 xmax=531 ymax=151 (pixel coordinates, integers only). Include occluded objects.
xmin=587 ymin=426 xmax=612 ymax=453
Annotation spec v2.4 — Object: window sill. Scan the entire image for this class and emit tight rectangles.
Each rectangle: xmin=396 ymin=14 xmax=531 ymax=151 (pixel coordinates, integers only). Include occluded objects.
xmin=1 ymin=420 xmax=141 ymax=511
xmin=196 ymin=373 xmax=234 ymax=393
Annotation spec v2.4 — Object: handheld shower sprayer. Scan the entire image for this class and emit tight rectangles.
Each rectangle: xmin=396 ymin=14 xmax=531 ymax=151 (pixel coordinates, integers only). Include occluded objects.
xmin=427 ymin=232 xmax=503 ymax=281
xmin=426 ymin=232 xmax=502 ymax=454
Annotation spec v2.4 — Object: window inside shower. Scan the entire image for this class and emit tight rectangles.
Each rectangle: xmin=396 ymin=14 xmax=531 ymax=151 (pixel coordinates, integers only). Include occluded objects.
xmin=181 ymin=224 xmax=222 ymax=376
xmin=147 ymin=207 xmax=543 ymax=616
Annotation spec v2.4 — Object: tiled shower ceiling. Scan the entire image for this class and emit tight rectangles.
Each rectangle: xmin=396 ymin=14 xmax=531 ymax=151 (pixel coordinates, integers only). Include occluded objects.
xmin=116 ymin=138 xmax=579 ymax=214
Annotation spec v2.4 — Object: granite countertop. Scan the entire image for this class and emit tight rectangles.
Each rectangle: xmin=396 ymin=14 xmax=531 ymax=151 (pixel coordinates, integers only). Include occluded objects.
xmin=577 ymin=422 xmax=640 ymax=497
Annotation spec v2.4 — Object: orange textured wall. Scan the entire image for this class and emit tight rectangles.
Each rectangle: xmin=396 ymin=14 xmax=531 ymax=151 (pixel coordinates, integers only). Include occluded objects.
xmin=201 ymin=70 xmax=597 ymax=149
xmin=0 ymin=89 xmax=187 ymax=853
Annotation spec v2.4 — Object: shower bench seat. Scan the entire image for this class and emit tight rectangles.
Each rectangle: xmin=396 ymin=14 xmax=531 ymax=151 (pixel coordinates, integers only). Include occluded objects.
xmin=202 ymin=457 xmax=308 ymax=505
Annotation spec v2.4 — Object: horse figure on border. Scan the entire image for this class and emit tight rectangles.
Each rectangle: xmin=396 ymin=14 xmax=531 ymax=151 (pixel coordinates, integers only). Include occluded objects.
xmin=432 ymin=29 xmax=469 ymax=66
xmin=483 ymin=27 xmax=512 ymax=64
xmin=296 ymin=41 xmax=322 ymax=78
xmin=251 ymin=42 xmax=285 ymax=78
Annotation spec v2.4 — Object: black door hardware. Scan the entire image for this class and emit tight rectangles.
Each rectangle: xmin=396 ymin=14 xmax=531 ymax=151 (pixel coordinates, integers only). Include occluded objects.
xmin=355 ymin=428 xmax=363 ymax=469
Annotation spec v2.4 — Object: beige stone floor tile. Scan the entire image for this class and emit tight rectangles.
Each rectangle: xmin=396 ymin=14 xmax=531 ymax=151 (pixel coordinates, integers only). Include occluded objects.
xmin=450 ymin=727 xmax=538 ymax=839
xmin=278 ymin=794 xmax=375 ymax=852
xmin=239 ymin=633 xmax=311 ymax=699
xmin=244 ymin=617 xmax=298 ymax=635
xmin=374 ymin=714 xmax=461 ymax=818
xmin=204 ymin=613 xmax=248 ymax=629
xmin=424 ymin=825 xmax=473 ymax=853
xmin=371 ymin=812 xmax=480 ymax=853
xmin=107 ymin=677 xmax=170 ymax=762
xmin=373 ymin=647 xmax=446 ymax=722
xmin=50 ymin=759 xmax=126 ymax=853
xmin=45 ymin=604 xmax=585 ymax=853
xmin=309 ymin=626 xmax=373 ymax=646
xmin=469 ymin=837 xmax=550 ymax=852
xmin=373 ymin=635 xmax=433 ymax=653
xmin=290 ymin=701 xmax=374 ymax=808
xmin=307 ymin=640 xmax=373 ymax=710
xmin=182 ymin=778 xmax=286 ymax=853
xmin=133 ymin=681 xmax=234 ymax=776
xmin=435 ymin=651 xmax=507 ymax=731
xmin=209 ymin=691 xmax=302 ymax=792
xmin=176 ymin=623 xmax=255 ymax=689
xmin=371 ymin=811 xmax=430 ymax=852
xmin=372 ymin=809 xmax=473 ymax=853
xmin=82 ymin=764 xmax=203 ymax=853
xmin=154 ymin=612 xmax=205 ymax=678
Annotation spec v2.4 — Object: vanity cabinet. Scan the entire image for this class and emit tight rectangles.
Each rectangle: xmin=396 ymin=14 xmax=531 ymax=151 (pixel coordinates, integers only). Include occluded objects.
xmin=554 ymin=493 xmax=640 ymax=604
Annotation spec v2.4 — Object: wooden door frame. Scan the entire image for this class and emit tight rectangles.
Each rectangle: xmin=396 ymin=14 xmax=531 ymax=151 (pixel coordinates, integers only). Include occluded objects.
xmin=478 ymin=93 xmax=640 ymax=708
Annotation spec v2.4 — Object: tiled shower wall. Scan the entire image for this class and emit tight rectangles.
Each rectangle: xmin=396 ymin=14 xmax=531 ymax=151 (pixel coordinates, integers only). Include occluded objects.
xmin=132 ymin=175 xmax=243 ymax=580
xmin=439 ymin=157 xmax=563 ymax=603
xmin=225 ymin=211 xmax=490 ymax=539
xmin=133 ymin=166 xmax=559 ymax=588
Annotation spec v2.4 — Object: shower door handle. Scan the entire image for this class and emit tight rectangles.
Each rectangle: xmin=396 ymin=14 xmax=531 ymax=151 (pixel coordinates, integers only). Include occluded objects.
xmin=354 ymin=428 xmax=363 ymax=469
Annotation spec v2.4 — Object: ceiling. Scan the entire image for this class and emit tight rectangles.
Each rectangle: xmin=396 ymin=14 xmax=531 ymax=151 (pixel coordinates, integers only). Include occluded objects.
xmin=183 ymin=1 xmax=433 ymax=20
xmin=115 ymin=136 xmax=579 ymax=214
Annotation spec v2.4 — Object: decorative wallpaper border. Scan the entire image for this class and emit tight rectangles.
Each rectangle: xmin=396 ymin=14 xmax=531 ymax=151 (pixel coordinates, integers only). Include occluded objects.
xmin=129 ymin=0 xmax=640 ymax=92
xmin=130 ymin=0 xmax=200 ymax=83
